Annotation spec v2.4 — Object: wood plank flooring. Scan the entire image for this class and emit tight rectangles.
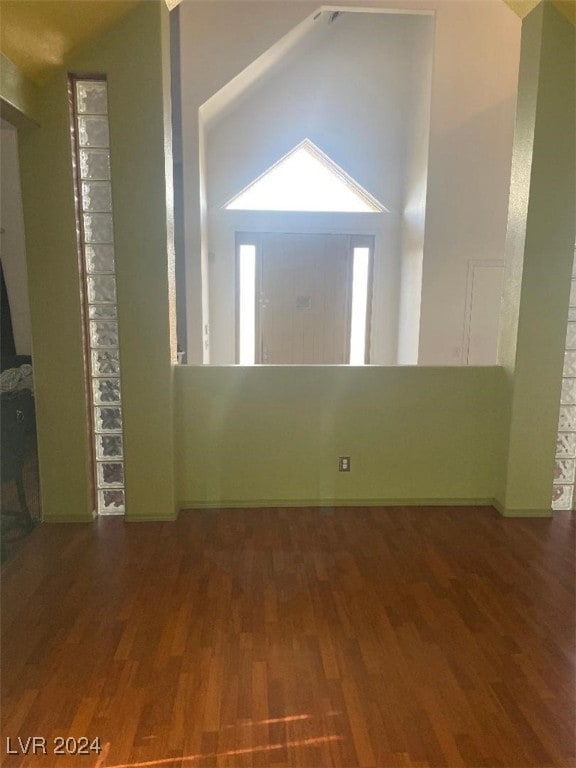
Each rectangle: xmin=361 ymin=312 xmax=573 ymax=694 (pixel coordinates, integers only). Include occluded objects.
xmin=1 ymin=507 xmax=574 ymax=768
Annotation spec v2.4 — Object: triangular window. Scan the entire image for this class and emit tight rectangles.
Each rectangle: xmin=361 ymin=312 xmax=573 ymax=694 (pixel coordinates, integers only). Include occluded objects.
xmin=225 ymin=139 xmax=386 ymax=213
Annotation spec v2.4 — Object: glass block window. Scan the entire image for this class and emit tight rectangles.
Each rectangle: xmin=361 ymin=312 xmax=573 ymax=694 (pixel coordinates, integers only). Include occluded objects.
xmin=71 ymin=77 xmax=125 ymax=516
xmin=552 ymin=245 xmax=576 ymax=511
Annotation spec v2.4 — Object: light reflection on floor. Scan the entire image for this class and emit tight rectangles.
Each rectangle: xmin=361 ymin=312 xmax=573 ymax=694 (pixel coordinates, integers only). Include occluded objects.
xmin=95 ymin=710 xmax=343 ymax=768
xmin=102 ymin=734 xmax=342 ymax=768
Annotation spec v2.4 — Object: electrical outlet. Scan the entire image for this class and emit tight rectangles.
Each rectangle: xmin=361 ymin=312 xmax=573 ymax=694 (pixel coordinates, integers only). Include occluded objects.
xmin=338 ymin=456 xmax=351 ymax=472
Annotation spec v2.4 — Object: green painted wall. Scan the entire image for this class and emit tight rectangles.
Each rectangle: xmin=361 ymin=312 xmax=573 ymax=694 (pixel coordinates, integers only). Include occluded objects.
xmin=175 ymin=366 xmax=507 ymax=508
xmin=18 ymin=1 xmax=175 ymax=521
xmin=18 ymin=70 xmax=93 ymax=522
xmin=497 ymin=3 xmax=576 ymax=516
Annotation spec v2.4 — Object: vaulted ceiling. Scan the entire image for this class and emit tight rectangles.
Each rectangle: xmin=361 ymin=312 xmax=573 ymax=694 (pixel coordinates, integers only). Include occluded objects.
xmin=505 ymin=0 xmax=575 ymax=22
xmin=0 ymin=0 xmax=574 ymax=86
xmin=0 ymin=0 xmax=141 ymax=84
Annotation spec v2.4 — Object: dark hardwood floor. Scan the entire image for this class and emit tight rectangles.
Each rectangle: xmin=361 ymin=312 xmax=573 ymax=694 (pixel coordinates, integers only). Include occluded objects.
xmin=1 ymin=506 xmax=574 ymax=768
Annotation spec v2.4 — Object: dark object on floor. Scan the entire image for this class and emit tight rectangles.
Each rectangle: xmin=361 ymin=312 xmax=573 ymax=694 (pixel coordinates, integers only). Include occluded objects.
xmin=1 ymin=389 xmax=36 ymax=548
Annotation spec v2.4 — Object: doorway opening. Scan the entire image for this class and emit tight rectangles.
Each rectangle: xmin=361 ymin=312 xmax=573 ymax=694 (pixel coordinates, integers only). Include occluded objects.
xmin=237 ymin=233 xmax=373 ymax=365
xmin=1 ymin=118 xmax=41 ymax=556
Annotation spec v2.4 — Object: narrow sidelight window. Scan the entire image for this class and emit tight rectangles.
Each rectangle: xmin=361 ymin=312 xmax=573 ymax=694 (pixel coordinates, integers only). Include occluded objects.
xmin=349 ymin=247 xmax=370 ymax=365
xmin=238 ymin=243 xmax=256 ymax=365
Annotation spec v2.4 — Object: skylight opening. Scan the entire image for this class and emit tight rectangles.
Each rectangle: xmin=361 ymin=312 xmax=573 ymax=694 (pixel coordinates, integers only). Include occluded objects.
xmin=225 ymin=140 xmax=385 ymax=213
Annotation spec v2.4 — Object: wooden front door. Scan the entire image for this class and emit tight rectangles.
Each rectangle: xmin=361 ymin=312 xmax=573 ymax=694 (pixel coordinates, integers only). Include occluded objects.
xmin=256 ymin=233 xmax=352 ymax=365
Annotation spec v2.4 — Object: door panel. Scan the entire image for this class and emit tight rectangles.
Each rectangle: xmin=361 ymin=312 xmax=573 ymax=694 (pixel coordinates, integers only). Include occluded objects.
xmin=257 ymin=233 xmax=351 ymax=364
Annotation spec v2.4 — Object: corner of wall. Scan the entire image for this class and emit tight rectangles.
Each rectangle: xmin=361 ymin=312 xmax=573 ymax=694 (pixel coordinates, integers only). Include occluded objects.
xmin=496 ymin=2 xmax=576 ymax=516
xmin=0 ymin=53 xmax=41 ymax=127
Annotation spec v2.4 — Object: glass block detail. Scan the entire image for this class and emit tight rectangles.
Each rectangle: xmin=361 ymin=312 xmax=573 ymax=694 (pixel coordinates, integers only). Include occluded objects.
xmin=90 ymin=321 xmax=119 ymax=348
xmin=89 ymin=304 xmax=117 ymax=320
xmin=552 ymin=247 xmax=576 ymax=512
xmin=554 ymin=459 xmax=575 ymax=484
xmin=85 ymin=244 xmax=115 ymax=274
xmin=556 ymin=431 xmax=576 ymax=459
xmin=98 ymin=489 xmax=125 ymax=515
xmin=92 ymin=378 xmax=121 ymax=404
xmin=88 ymin=275 xmax=116 ymax=304
xmin=79 ymin=149 xmax=111 ymax=180
xmin=94 ymin=407 xmax=122 ymax=433
xmin=81 ymin=182 xmax=112 ymax=213
xmin=552 ymin=484 xmax=573 ymax=511
xmin=561 ymin=378 xmax=576 ymax=405
xmin=83 ymin=213 xmax=114 ymax=243
xmin=76 ymin=81 xmax=108 ymax=115
xmin=564 ymin=351 xmax=576 ymax=377
xmin=72 ymin=77 xmax=125 ymax=516
xmin=77 ymin=116 xmax=110 ymax=148
xmin=95 ymin=434 xmax=123 ymax=460
xmin=566 ymin=323 xmax=576 ymax=350
xmin=570 ymin=280 xmax=576 ymax=308
xmin=97 ymin=462 xmax=124 ymax=487
xmin=558 ymin=406 xmax=576 ymax=431
xmin=91 ymin=349 xmax=121 ymax=377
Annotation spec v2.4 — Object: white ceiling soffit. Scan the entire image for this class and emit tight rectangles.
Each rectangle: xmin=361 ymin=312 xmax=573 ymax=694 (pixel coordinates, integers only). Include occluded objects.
xmin=225 ymin=139 xmax=387 ymax=213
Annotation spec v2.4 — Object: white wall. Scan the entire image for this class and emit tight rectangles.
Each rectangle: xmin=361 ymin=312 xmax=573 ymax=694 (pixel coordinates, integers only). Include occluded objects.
xmin=203 ymin=10 xmax=434 ymax=364
xmin=177 ymin=0 xmax=521 ymax=365
xmin=398 ymin=16 xmax=435 ymax=364
xmin=417 ymin=0 xmax=520 ymax=363
xmin=1 ymin=123 xmax=32 ymax=356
